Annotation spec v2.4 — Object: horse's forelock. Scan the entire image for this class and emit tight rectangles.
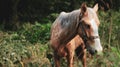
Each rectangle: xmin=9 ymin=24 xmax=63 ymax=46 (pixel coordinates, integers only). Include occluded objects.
xmin=87 ymin=8 xmax=100 ymax=26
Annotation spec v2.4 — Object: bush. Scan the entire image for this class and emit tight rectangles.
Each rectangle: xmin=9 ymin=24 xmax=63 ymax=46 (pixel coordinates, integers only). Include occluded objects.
xmin=0 ymin=22 xmax=52 ymax=67
xmin=18 ymin=22 xmax=52 ymax=44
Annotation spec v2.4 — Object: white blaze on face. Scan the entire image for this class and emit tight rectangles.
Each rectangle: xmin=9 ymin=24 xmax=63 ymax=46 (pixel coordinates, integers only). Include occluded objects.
xmin=90 ymin=19 xmax=103 ymax=54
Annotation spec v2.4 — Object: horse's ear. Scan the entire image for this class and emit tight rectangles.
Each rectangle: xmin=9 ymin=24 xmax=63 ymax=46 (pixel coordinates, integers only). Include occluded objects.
xmin=80 ymin=3 xmax=87 ymax=17
xmin=93 ymin=3 xmax=98 ymax=12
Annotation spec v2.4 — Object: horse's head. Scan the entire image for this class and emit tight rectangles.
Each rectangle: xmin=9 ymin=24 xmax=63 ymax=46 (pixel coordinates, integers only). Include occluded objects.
xmin=78 ymin=3 xmax=103 ymax=55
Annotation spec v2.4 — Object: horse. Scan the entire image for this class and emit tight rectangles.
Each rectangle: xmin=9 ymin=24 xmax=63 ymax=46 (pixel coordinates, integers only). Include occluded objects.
xmin=50 ymin=3 xmax=103 ymax=67
xmin=56 ymin=35 xmax=86 ymax=67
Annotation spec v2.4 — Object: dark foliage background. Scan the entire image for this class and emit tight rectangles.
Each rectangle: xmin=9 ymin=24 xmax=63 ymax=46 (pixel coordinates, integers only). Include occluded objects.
xmin=0 ymin=0 xmax=119 ymax=30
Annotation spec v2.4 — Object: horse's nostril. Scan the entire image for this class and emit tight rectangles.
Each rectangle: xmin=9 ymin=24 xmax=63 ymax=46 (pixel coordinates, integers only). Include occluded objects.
xmin=88 ymin=48 xmax=96 ymax=55
xmin=95 ymin=50 xmax=97 ymax=53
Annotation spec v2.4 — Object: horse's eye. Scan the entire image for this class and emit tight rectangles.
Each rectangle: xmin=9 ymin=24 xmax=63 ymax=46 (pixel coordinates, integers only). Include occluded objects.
xmin=86 ymin=24 xmax=90 ymax=29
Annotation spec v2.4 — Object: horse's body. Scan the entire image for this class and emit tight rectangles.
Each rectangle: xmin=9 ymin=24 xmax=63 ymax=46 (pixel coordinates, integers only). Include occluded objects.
xmin=50 ymin=3 xmax=103 ymax=67
xmin=50 ymin=10 xmax=80 ymax=50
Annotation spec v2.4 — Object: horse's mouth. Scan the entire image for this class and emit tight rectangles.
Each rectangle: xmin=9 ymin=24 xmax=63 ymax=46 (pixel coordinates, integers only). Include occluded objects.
xmin=86 ymin=46 xmax=97 ymax=55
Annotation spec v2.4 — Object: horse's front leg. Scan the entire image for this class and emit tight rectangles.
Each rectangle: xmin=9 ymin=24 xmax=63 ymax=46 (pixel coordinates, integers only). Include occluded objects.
xmin=54 ymin=51 xmax=60 ymax=67
xmin=81 ymin=49 xmax=86 ymax=67
xmin=66 ymin=45 xmax=74 ymax=67
xmin=76 ymin=45 xmax=86 ymax=67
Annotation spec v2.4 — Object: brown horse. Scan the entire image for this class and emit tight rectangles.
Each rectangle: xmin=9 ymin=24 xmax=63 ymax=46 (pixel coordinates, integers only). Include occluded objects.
xmin=50 ymin=3 xmax=103 ymax=67
xmin=56 ymin=35 xmax=86 ymax=67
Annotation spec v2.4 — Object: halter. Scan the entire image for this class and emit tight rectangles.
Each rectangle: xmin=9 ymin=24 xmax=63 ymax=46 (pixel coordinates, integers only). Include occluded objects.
xmin=78 ymin=20 xmax=99 ymax=54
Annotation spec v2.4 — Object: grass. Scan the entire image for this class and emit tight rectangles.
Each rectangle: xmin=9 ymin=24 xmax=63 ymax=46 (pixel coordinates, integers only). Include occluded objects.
xmin=0 ymin=10 xmax=120 ymax=67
